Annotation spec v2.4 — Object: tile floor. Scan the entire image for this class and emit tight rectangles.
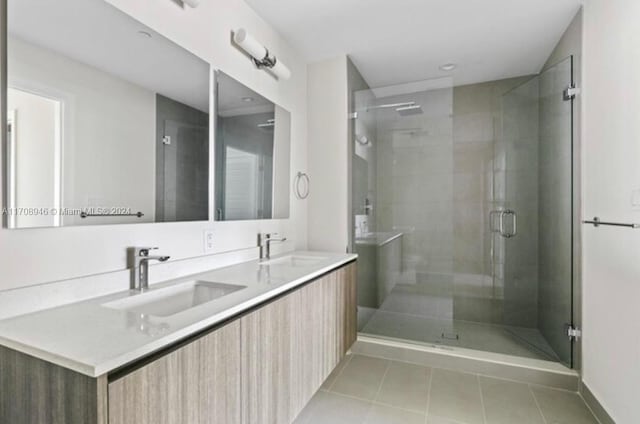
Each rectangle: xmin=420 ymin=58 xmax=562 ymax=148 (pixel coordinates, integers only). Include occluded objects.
xmin=294 ymin=354 xmax=598 ymax=424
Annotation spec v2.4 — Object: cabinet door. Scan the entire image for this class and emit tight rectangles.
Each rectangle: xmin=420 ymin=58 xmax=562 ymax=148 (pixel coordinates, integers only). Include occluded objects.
xmin=108 ymin=321 xmax=241 ymax=424
xmin=0 ymin=345 xmax=108 ymax=424
xmin=241 ymin=295 xmax=293 ymax=424
xmin=289 ymin=274 xmax=330 ymax=416
xmin=243 ymin=263 xmax=358 ymax=423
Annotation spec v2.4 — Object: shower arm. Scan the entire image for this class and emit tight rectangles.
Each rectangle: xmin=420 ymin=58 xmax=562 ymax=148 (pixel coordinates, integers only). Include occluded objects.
xmin=364 ymin=101 xmax=415 ymax=112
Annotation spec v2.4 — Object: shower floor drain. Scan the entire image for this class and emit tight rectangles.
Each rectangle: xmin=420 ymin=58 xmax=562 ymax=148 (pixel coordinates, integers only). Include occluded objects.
xmin=441 ymin=332 xmax=460 ymax=340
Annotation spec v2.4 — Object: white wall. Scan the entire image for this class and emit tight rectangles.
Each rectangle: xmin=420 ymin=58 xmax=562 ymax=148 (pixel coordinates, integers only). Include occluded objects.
xmin=307 ymin=56 xmax=349 ymax=252
xmin=582 ymin=1 xmax=640 ymax=422
xmin=9 ymin=36 xmax=157 ymax=226
xmin=0 ymin=0 xmax=308 ymax=291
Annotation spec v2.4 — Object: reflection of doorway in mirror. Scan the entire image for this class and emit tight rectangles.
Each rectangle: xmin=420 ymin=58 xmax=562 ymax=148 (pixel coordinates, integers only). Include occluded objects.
xmin=7 ymin=87 xmax=63 ymax=228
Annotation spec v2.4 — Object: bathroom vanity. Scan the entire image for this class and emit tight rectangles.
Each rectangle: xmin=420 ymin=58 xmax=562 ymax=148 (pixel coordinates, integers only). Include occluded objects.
xmin=0 ymin=253 xmax=357 ymax=424
xmin=0 ymin=2 xmax=347 ymax=422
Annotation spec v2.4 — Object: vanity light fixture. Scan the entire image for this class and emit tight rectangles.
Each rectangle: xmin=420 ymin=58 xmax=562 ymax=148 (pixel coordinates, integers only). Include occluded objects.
xmin=233 ymin=28 xmax=292 ymax=80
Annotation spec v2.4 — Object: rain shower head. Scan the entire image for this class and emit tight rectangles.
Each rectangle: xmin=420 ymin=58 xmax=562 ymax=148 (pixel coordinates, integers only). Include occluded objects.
xmin=395 ymin=104 xmax=423 ymax=116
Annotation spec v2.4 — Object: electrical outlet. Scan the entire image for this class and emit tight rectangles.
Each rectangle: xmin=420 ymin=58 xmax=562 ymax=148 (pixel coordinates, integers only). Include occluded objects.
xmin=203 ymin=229 xmax=215 ymax=253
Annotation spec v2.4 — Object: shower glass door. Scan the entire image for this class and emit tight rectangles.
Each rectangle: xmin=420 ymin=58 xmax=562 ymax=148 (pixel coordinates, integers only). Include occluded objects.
xmin=352 ymin=60 xmax=575 ymax=367
xmin=500 ymin=56 xmax=574 ymax=367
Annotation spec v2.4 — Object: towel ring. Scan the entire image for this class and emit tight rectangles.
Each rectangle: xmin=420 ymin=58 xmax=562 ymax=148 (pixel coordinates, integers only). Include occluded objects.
xmin=294 ymin=172 xmax=310 ymax=199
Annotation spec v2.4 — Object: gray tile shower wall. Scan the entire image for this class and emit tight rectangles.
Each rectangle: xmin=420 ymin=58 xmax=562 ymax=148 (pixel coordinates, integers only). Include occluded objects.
xmin=355 ymin=76 xmax=546 ymax=327
xmin=375 ymin=87 xmax=454 ymax=280
xmin=155 ymin=94 xmax=209 ymax=222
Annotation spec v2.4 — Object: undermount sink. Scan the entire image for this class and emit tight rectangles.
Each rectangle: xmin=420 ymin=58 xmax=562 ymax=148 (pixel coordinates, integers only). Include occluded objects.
xmin=260 ymin=255 xmax=327 ymax=267
xmin=103 ymin=280 xmax=246 ymax=317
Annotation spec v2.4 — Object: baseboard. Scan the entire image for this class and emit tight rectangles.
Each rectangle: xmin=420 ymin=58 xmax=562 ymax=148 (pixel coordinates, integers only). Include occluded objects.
xmin=580 ymin=382 xmax=616 ymax=424
xmin=353 ymin=335 xmax=579 ymax=391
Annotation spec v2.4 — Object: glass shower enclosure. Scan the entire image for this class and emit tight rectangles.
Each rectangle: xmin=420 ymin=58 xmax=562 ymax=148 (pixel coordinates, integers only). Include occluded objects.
xmin=351 ymin=57 xmax=575 ymax=367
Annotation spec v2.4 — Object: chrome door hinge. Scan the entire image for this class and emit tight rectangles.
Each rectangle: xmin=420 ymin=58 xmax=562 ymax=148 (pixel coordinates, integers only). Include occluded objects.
xmin=563 ymin=84 xmax=580 ymax=101
xmin=162 ymin=135 xmax=171 ymax=145
xmin=348 ymin=112 xmax=358 ymax=119
xmin=566 ymin=324 xmax=581 ymax=341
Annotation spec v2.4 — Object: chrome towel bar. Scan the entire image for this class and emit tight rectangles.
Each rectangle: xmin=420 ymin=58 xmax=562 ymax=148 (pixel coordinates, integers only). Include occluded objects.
xmin=80 ymin=211 xmax=144 ymax=218
xmin=583 ymin=217 xmax=640 ymax=229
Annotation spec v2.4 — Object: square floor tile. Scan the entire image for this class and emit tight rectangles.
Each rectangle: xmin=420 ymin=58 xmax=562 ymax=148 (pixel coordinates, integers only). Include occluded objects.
xmin=364 ymin=404 xmax=425 ymax=424
xmin=293 ymin=391 xmax=371 ymax=424
xmin=321 ymin=354 xmax=352 ymax=390
xmin=479 ymin=376 xmax=544 ymax=424
xmin=428 ymin=369 xmax=484 ymax=424
xmin=330 ymin=355 xmax=390 ymax=401
xmin=427 ymin=416 xmax=468 ymax=424
xmin=375 ymin=361 xmax=431 ymax=413
xmin=530 ymin=385 xmax=598 ymax=424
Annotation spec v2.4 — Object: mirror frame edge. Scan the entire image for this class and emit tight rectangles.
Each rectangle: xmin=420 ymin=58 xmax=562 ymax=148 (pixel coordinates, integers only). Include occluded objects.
xmin=1 ymin=0 xmax=8 ymax=229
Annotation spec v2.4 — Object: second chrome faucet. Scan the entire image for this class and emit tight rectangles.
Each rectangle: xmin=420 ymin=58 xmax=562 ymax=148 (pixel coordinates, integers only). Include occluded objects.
xmin=258 ymin=233 xmax=286 ymax=260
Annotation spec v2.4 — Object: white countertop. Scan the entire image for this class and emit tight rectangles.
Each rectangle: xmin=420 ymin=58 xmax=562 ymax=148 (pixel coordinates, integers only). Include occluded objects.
xmin=0 ymin=251 xmax=356 ymax=377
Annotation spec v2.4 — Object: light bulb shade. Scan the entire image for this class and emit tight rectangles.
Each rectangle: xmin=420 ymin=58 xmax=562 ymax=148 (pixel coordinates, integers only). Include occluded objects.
xmin=234 ymin=29 xmax=268 ymax=61
xmin=271 ymin=58 xmax=291 ymax=80
xmin=233 ymin=28 xmax=291 ymax=80
xmin=182 ymin=0 xmax=200 ymax=7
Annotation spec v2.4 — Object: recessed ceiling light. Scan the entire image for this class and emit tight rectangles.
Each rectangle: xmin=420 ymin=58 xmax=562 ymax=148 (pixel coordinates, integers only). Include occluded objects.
xmin=137 ymin=30 xmax=152 ymax=38
xmin=439 ymin=63 xmax=457 ymax=72
xmin=242 ymin=97 xmax=255 ymax=102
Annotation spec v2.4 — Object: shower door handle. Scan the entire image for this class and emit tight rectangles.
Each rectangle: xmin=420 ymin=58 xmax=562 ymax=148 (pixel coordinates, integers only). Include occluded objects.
xmin=489 ymin=210 xmax=502 ymax=233
xmin=510 ymin=210 xmax=517 ymax=237
xmin=498 ymin=210 xmax=507 ymax=237
xmin=501 ymin=210 xmax=517 ymax=238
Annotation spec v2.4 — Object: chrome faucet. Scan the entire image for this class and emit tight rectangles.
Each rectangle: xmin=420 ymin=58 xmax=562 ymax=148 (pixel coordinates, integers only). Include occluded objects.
xmin=258 ymin=233 xmax=287 ymax=260
xmin=128 ymin=247 xmax=170 ymax=291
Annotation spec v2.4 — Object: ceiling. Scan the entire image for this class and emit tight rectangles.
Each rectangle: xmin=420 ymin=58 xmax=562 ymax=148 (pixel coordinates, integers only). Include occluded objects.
xmin=9 ymin=0 xmax=210 ymax=112
xmin=217 ymin=71 xmax=275 ymax=117
xmin=244 ymin=0 xmax=582 ymax=88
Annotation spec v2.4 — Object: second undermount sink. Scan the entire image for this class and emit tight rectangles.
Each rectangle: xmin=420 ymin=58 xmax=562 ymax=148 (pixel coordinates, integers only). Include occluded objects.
xmin=103 ymin=280 xmax=247 ymax=318
xmin=260 ymin=254 xmax=327 ymax=267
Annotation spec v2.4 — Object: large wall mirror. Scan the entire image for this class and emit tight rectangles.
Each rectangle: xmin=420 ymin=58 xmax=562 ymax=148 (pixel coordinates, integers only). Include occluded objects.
xmin=214 ymin=71 xmax=291 ymax=221
xmin=4 ymin=0 xmax=211 ymax=228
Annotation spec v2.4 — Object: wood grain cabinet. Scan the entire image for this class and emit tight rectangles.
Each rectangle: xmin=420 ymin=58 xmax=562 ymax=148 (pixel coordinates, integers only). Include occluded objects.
xmin=108 ymin=321 xmax=242 ymax=424
xmin=241 ymin=262 xmax=357 ymax=423
xmin=0 ymin=261 xmax=357 ymax=424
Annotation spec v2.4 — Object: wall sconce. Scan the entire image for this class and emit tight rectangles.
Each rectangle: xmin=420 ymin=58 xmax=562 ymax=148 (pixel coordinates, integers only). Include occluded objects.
xmin=233 ymin=28 xmax=291 ymax=80
xmin=182 ymin=0 xmax=200 ymax=7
